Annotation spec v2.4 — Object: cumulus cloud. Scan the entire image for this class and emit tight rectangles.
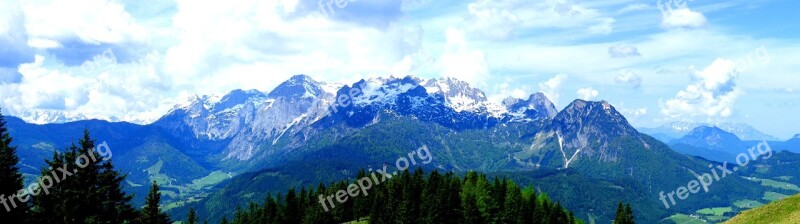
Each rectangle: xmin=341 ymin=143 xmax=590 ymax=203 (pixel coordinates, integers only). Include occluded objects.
xmin=538 ymin=74 xmax=567 ymax=106
xmin=465 ymin=0 xmax=522 ymax=40
xmin=490 ymin=79 xmax=534 ymax=103
xmin=617 ymin=3 xmax=649 ymax=14
xmin=20 ymin=0 xmax=147 ymax=45
xmin=0 ymin=68 xmax=22 ymax=84
xmin=619 ymin=107 xmax=648 ymax=124
xmin=0 ymin=0 xmax=33 ymax=67
xmin=576 ymin=87 xmax=599 ymax=101
xmin=660 ymin=8 xmax=707 ymax=29
xmin=622 ymin=107 xmax=647 ymax=117
xmin=661 ymin=58 xmax=739 ymax=119
xmin=1 ymin=50 xmax=173 ymax=123
xmin=616 ymin=70 xmax=642 ymax=88
xmin=164 ymin=0 xmax=425 ymax=88
xmin=589 ymin=18 xmax=615 ymax=35
xmin=440 ymin=27 xmax=489 ymax=86
xmin=461 ymin=0 xmax=616 ymax=40
xmin=608 ymin=45 xmax=641 ymax=58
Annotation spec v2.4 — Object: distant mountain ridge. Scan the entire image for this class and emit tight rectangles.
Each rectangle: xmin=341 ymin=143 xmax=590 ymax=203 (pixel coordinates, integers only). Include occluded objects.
xmin=668 ymin=126 xmax=748 ymax=162
xmin=640 ymin=122 xmax=780 ymax=142
xmin=671 ymin=126 xmax=745 ymax=151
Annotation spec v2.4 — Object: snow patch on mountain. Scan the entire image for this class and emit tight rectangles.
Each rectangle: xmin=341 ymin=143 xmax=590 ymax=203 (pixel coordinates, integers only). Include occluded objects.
xmin=352 ymin=78 xmax=417 ymax=107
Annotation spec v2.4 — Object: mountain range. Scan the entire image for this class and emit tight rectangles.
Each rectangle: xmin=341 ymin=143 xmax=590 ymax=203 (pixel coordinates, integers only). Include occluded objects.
xmin=667 ymin=125 xmax=800 ymax=163
xmin=640 ymin=122 xmax=781 ymax=142
xmin=5 ymin=74 xmax=800 ymax=223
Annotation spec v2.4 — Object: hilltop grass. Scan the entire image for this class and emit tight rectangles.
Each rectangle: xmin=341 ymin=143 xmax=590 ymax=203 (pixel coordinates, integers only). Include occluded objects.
xmin=733 ymin=199 xmax=764 ymax=209
xmin=696 ymin=207 xmax=732 ymax=216
xmin=763 ymin=191 xmax=789 ymax=202
xmin=725 ymin=194 xmax=800 ymax=224
xmin=746 ymin=177 xmax=800 ymax=192
xmin=665 ymin=214 xmax=705 ymax=224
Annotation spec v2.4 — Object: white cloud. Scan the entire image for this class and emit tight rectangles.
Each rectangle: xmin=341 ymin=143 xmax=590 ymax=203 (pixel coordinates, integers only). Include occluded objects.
xmin=622 ymin=107 xmax=647 ymax=117
xmin=661 ymin=58 xmax=739 ymax=119
xmin=461 ymin=0 xmax=616 ymax=40
xmin=588 ymin=18 xmax=615 ymax=35
xmin=490 ymin=79 xmax=533 ymax=103
xmin=14 ymin=55 xmax=90 ymax=110
xmin=0 ymin=0 xmax=24 ymax=39
xmin=440 ymin=27 xmax=489 ymax=87
xmin=608 ymin=45 xmax=641 ymax=58
xmin=615 ymin=69 xmax=642 ymax=88
xmin=617 ymin=3 xmax=649 ymax=14
xmin=0 ymin=0 xmax=31 ymax=64
xmin=26 ymin=38 xmax=61 ymax=49
xmin=1 ymin=51 xmax=174 ymax=123
xmin=538 ymin=74 xmax=567 ymax=106
xmin=164 ymin=0 xmax=427 ymax=89
xmin=619 ymin=106 xmax=648 ymax=124
xmin=576 ymin=87 xmax=599 ymax=101
xmin=660 ymin=8 xmax=707 ymax=29
xmin=20 ymin=0 xmax=147 ymax=45
xmin=465 ymin=0 xmax=521 ymax=40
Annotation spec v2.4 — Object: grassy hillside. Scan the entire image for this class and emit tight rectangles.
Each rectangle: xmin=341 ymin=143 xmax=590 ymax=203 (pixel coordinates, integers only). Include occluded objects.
xmin=725 ymin=194 xmax=800 ymax=224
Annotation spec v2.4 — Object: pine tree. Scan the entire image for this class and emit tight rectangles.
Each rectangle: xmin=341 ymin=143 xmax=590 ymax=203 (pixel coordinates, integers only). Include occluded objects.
xmin=462 ymin=194 xmax=482 ymax=224
xmin=263 ymin=193 xmax=277 ymax=223
xmin=521 ymin=187 xmax=537 ymax=224
xmin=285 ymin=188 xmax=301 ymax=223
xmin=500 ymin=182 xmax=523 ymax=224
xmin=624 ymin=203 xmax=635 ymax=224
xmin=614 ymin=202 xmax=635 ymax=224
xmin=298 ymin=186 xmax=308 ymax=221
xmin=420 ymin=170 xmax=443 ymax=223
xmin=187 ymin=207 xmax=198 ymax=224
xmin=31 ymin=130 xmax=137 ymax=223
xmin=31 ymin=146 xmax=74 ymax=223
xmin=443 ymin=174 xmax=463 ymax=223
xmin=70 ymin=130 xmax=103 ymax=223
xmin=94 ymin=136 xmax=137 ymax=223
xmin=140 ymin=181 xmax=171 ymax=224
xmin=0 ymin=109 xmax=29 ymax=222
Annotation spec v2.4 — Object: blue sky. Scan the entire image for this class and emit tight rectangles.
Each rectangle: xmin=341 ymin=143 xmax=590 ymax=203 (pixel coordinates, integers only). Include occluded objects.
xmin=0 ymin=0 xmax=798 ymax=138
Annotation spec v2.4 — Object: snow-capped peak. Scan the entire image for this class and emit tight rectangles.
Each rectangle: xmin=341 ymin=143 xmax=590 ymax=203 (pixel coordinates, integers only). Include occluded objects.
xmin=665 ymin=121 xmax=698 ymax=133
xmin=351 ymin=76 xmax=419 ymax=107
xmin=421 ymin=77 xmax=493 ymax=114
xmin=502 ymin=92 xmax=558 ymax=121
xmin=12 ymin=109 xmax=119 ymax=124
xmin=174 ymin=94 xmax=224 ymax=111
xmin=269 ymin=74 xmax=326 ymax=99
